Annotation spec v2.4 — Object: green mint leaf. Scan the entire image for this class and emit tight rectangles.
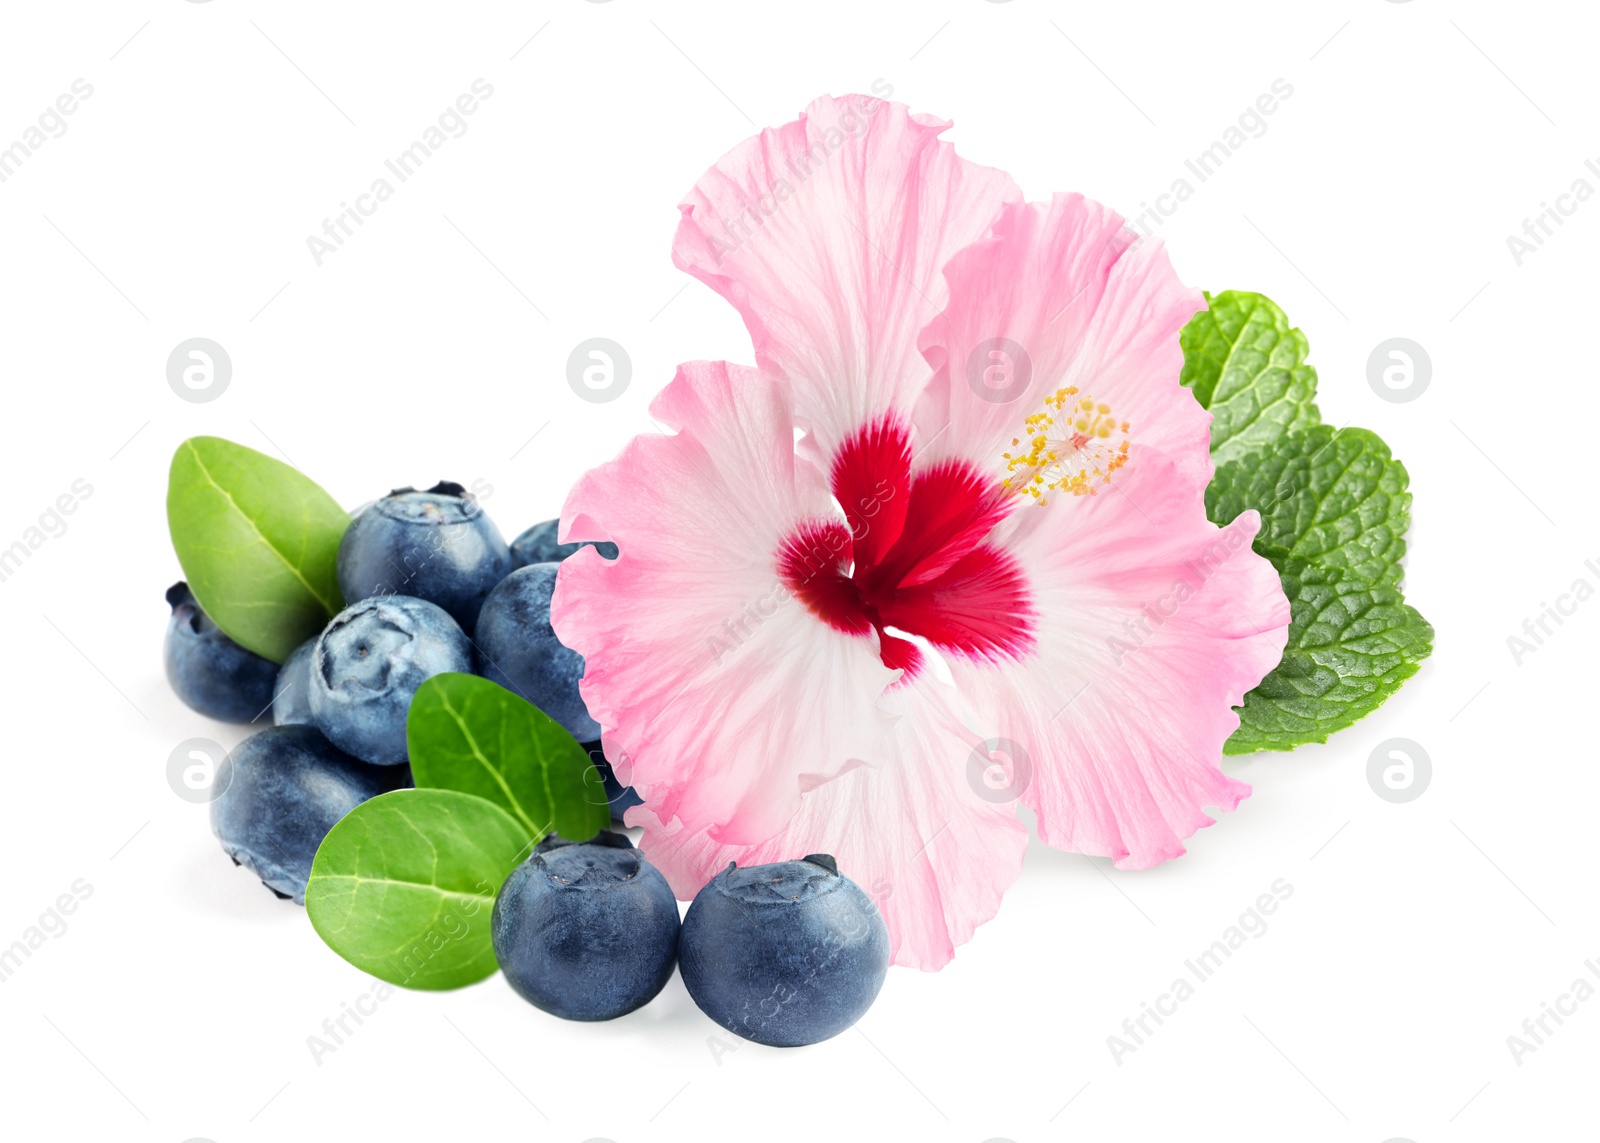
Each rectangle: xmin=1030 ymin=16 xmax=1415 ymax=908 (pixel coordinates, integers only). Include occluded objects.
xmin=1225 ymin=561 xmax=1434 ymax=754
xmin=166 ymin=436 xmax=348 ymax=662
xmin=1184 ymin=290 xmax=1431 ymax=754
xmin=305 ymin=789 xmax=532 ymax=990
xmin=406 ymin=673 xmax=611 ymax=843
xmin=1180 ymin=290 xmax=1322 ymax=465
xmin=1207 ymin=426 xmax=1412 ymax=586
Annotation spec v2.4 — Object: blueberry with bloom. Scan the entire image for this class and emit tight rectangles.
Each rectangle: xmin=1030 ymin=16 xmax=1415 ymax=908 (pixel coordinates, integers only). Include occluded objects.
xmin=553 ymin=94 xmax=1290 ymax=970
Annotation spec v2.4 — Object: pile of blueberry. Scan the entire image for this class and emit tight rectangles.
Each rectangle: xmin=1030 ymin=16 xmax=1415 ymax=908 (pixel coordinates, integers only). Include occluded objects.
xmin=165 ymin=480 xmax=888 ymax=1046
xmin=496 ymin=834 xmax=889 ymax=1045
xmin=165 ymin=482 xmax=636 ymax=897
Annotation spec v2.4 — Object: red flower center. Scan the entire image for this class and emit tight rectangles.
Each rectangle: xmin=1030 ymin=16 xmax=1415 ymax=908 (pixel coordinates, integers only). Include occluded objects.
xmin=778 ymin=417 xmax=1036 ymax=677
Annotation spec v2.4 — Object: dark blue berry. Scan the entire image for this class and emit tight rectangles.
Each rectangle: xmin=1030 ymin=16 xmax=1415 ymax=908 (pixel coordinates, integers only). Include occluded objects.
xmin=510 ymin=518 xmax=617 ymax=567
xmin=473 ymin=563 xmax=598 ymax=740
xmin=211 ymin=725 xmax=406 ymax=903
xmin=164 ymin=582 xmax=278 ymax=723
xmin=309 ymin=595 xmax=471 ymax=764
xmin=678 ymin=855 xmax=889 ymax=1046
xmin=273 ymin=637 xmax=316 ymax=726
xmin=492 ymin=831 xmax=680 ymax=1020
xmin=338 ymin=482 xmax=512 ymax=636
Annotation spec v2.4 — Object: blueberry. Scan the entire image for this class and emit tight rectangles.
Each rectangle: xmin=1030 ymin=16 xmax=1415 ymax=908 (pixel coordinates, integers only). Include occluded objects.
xmin=164 ymin=582 xmax=278 ymax=724
xmin=273 ymin=638 xmax=316 ymax=726
xmin=492 ymin=831 xmax=680 ymax=1020
xmin=309 ymin=595 xmax=472 ymax=764
xmin=210 ymin=725 xmax=406 ymax=903
xmin=474 ymin=563 xmax=598 ymax=740
xmin=510 ymin=518 xmax=618 ymax=567
xmin=582 ymin=741 xmax=643 ymax=823
xmin=679 ymin=855 xmax=890 ymax=1046
xmin=337 ymin=481 xmax=512 ymax=635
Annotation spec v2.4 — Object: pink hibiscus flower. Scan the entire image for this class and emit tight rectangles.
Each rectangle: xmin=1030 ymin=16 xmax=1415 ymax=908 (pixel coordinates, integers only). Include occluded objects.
xmin=553 ymin=94 xmax=1290 ymax=970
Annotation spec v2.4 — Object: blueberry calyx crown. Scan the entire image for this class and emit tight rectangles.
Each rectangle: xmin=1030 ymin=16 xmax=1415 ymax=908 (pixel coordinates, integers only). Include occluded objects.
xmin=536 ymin=829 xmax=634 ymax=854
xmin=715 ymin=855 xmax=846 ymax=904
xmin=801 ymin=853 xmax=838 ymax=875
xmin=166 ymin=581 xmax=213 ymax=635
xmin=718 ymin=853 xmax=839 ymax=876
xmin=373 ymin=481 xmax=483 ymax=524
xmin=165 ymin=580 xmax=194 ymax=611
xmin=532 ymin=830 xmax=641 ymax=887
xmin=382 ymin=481 xmax=468 ymax=499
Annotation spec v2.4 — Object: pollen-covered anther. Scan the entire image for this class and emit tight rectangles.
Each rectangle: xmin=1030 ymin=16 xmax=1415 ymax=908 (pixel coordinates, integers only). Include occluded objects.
xmin=1002 ymin=387 xmax=1130 ymax=499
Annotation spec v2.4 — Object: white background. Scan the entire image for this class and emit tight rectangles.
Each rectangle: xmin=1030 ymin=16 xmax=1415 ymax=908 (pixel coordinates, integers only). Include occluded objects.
xmin=0 ymin=2 xmax=1594 ymax=1140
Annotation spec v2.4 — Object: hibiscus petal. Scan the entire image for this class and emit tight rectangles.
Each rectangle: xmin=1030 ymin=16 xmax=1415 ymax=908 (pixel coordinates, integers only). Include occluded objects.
xmin=830 ymin=415 xmax=911 ymax=569
xmin=949 ymin=453 xmax=1291 ymax=869
xmin=916 ymin=194 xmax=1211 ymax=497
xmin=777 ymin=519 xmax=870 ymax=635
xmin=555 ymin=360 xmax=902 ymax=846
xmin=874 ymin=543 xmax=1036 ymax=664
xmin=862 ymin=458 xmax=1010 ymax=591
xmin=630 ymin=679 xmax=1028 ymax=970
xmin=673 ymin=93 xmax=1020 ymax=458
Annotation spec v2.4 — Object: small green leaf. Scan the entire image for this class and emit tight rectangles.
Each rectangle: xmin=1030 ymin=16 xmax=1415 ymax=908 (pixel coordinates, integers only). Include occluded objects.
xmin=407 ymin=673 xmax=610 ymax=842
xmin=166 ymin=436 xmax=348 ymax=662
xmin=1181 ymin=290 xmax=1322 ymax=465
xmin=1207 ymin=426 xmax=1412 ymax=585
xmin=305 ymin=789 xmax=532 ymax=990
xmin=1225 ymin=561 xmax=1434 ymax=755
